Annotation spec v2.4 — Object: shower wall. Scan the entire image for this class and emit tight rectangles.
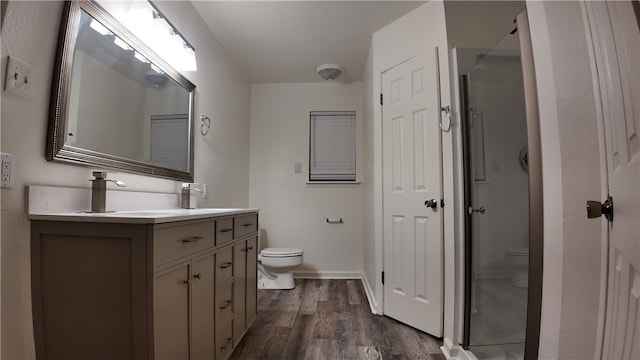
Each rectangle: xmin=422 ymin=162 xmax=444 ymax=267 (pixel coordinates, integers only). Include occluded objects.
xmin=467 ymin=49 xmax=528 ymax=279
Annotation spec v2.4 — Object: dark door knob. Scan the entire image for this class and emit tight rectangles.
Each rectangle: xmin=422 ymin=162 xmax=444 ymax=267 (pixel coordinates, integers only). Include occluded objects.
xmin=586 ymin=196 xmax=613 ymax=222
xmin=425 ymin=199 xmax=438 ymax=209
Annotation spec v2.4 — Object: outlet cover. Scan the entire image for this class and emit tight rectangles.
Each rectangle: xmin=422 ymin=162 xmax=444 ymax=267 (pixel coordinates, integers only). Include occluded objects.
xmin=1 ymin=153 xmax=15 ymax=188
xmin=4 ymin=56 xmax=32 ymax=98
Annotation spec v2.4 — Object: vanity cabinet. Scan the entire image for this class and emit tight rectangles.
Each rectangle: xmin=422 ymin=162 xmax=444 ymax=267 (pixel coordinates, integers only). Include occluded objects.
xmin=233 ymin=235 xmax=258 ymax=346
xmin=30 ymin=210 xmax=258 ymax=360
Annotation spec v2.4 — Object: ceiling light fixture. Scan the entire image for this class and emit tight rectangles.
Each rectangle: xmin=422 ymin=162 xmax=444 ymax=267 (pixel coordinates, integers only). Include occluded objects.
xmin=146 ymin=70 xmax=168 ymax=88
xmin=316 ymin=63 xmax=344 ymax=81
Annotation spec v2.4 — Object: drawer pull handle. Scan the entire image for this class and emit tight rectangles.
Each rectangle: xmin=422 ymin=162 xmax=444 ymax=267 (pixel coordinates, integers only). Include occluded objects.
xmin=219 ymin=262 xmax=232 ymax=269
xmin=242 ymin=246 xmax=254 ymax=252
xmin=219 ymin=300 xmax=232 ymax=310
xmin=193 ymin=273 xmax=201 ymax=279
xmin=182 ymin=279 xmax=191 ymax=285
xmin=220 ymin=337 xmax=232 ymax=350
xmin=219 ymin=228 xmax=233 ymax=233
xmin=241 ymin=223 xmax=253 ymax=227
xmin=181 ymin=236 xmax=204 ymax=243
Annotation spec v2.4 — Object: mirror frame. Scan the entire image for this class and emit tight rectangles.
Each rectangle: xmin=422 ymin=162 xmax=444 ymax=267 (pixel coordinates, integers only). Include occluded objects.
xmin=47 ymin=0 xmax=196 ymax=181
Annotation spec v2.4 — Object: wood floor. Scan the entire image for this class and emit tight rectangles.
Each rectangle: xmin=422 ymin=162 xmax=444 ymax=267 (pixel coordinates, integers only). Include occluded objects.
xmin=229 ymin=279 xmax=446 ymax=360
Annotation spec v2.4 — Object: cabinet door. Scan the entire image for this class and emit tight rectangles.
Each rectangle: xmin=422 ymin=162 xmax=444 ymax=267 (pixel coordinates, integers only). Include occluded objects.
xmin=191 ymin=253 xmax=215 ymax=360
xmin=153 ymin=262 xmax=190 ymax=360
xmin=246 ymin=236 xmax=258 ymax=326
xmin=233 ymin=241 xmax=247 ymax=345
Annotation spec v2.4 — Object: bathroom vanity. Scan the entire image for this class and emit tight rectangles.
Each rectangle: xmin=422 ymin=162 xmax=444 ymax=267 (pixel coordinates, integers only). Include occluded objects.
xmin=29 ymin=208 xmax=258 ymax=360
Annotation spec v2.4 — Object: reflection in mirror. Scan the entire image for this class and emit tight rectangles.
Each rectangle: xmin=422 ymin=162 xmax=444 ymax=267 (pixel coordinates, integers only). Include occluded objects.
xmin=48 ymin=1 xmax=195 ymax=181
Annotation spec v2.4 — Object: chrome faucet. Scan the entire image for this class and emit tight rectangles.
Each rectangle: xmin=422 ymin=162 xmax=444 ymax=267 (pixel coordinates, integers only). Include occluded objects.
xmin=90 ymin=171 xmax=126 ymax=213
xmin=181 ymin=183 xmax=206 ymax=209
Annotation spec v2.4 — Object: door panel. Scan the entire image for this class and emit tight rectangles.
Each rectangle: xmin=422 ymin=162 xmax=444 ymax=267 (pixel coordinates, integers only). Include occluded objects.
xmin=382 ymin=53 xmax=443 ymax=336
xmin=153 ymin=263 xmax=190 ymax=360
xmin=191 ymin=253 xmax=215 ymax=360
xmin=587 ymin=2 xmax=640 ymax=358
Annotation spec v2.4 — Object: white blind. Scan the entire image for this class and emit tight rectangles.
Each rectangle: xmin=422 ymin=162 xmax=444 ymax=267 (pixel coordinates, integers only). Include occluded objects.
xmin=309 ymin=111 xmax=356 ymax=181
xmin=150 ymin=114 xmax=189 ymax=172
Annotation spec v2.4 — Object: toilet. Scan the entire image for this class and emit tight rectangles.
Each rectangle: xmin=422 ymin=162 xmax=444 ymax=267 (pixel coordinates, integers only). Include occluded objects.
xmin=258 ymin=248 xmax=304 ymax=289
xmin=505 ymin=247 xmax=529 ymax=288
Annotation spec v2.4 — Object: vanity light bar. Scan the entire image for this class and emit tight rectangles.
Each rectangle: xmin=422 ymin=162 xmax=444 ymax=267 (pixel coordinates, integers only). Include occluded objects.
xmin=89 ymin=19 xmax=110 ymax=36
xmin=113 ymin=37 xmax=132 ymax=51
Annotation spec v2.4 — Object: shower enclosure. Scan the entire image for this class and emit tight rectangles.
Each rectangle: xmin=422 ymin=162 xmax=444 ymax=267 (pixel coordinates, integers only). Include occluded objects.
xmin=459 ymin=17 xmax=535 ymax=360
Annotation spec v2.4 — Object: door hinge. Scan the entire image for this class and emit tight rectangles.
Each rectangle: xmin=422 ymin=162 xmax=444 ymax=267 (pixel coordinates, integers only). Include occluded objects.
xmin=380 ymin=93 xmax=383 ymax=106
xmin=382 ymin=271 xmax=385 ymax=285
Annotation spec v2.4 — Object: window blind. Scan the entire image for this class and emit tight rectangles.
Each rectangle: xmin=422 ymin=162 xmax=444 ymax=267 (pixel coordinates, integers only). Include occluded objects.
xmin=150 ymin=114 xmax=189 ymax=172
xmin=309 ymin=111 xmax=356 ymax=181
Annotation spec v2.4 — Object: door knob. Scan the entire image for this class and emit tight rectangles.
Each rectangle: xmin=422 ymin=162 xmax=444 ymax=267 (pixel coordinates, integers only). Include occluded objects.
xmin=425 ymin=199 xmax=438 ymax=209
xmin=586 ymin=196 xmax=613 ymax=222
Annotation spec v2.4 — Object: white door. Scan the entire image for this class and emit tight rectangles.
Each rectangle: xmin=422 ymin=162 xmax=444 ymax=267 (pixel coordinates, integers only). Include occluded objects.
xmin=382 ymin=52 xmax=443 ymax=336
xmin=586 ymin=2 xmax=640 ymax=358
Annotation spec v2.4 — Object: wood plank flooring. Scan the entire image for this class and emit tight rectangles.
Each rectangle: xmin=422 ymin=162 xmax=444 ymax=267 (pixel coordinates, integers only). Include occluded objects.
xmin=229 ymin=279 xmax=446 ymax=360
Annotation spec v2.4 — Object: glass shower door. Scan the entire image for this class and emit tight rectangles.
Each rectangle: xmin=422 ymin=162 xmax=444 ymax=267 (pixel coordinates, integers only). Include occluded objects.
xmin=461 ymin=29 xmax=530 ymax=360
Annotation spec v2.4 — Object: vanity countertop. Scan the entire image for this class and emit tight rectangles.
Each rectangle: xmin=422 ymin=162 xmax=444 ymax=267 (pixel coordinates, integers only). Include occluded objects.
xmin=28 ymin=208 xmax=259 ymax=224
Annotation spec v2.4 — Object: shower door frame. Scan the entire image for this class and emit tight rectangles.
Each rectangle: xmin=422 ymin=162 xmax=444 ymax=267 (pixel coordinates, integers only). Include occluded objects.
xmin=459 ymin=9 xmax=543 ymax=360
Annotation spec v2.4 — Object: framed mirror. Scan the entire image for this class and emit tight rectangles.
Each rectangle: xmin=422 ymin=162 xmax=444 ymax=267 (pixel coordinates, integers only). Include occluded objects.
xmin=47 ymin=0 xmax=196 ymax=181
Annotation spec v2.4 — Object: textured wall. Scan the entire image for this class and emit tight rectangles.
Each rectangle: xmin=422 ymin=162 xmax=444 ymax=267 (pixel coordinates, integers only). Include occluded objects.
xmin=249 ymin=82 xmax=365 ymax=276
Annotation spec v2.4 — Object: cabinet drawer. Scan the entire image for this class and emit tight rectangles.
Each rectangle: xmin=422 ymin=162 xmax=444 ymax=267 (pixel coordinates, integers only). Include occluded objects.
xmin=235 ymin=213 xmax=258 ymax=238
xmin=216 ymin=218 xmax=234 ymax=246
xmin=216 ymin=320 xmax=233 ymax=360
xmin=216 ymin=284 xmax=233 ymax=325
xmin=154 ymin=220 xmax=215 ymax=267
xmin=216 ymin=246 xmax=233 ymax=285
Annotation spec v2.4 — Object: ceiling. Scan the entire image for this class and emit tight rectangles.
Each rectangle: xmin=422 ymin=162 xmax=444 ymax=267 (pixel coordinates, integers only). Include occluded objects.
xmin=191 ymin=1 xmax=426 ymax=84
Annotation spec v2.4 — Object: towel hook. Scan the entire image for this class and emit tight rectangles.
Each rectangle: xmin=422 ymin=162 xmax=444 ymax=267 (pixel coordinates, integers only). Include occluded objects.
xmin=200 ymin=115 xmax=211 ymax=136
xmin=440 ymin=106 xmax=452 ymax=132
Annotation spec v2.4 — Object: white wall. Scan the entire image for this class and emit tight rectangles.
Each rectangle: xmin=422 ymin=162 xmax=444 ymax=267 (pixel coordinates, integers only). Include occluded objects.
xmin=528 ymin=2 xmax=603 ymax=359
xmin=249 ymin=82 xmax=364 ymax=276
xmin=366 ymin=0 xmax=451 ymax=316
xmin=362 ymin=42 xmax=377 ymax=309
xmin=0 ymin=1 xmax=251 ymax=358
xmin=444 ymin=1 xmax=526 ymax=51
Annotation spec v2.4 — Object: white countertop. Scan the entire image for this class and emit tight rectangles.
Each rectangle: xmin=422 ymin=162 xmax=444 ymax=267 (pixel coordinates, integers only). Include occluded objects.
xmin=28 ymin=208 xmax=259 ymax=224
xmin=26 ymin=185 xmax=258 ymax=224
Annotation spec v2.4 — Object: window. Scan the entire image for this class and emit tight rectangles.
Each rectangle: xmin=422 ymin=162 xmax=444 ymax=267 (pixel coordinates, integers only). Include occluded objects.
xmin=150 ymin=114 xmax=189 ymax=172
xmin=309 ymin=111 xmax=356 ymax=181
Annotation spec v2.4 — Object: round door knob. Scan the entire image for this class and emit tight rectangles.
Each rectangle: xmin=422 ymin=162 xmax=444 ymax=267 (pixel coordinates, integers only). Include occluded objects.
xmin=425 ymin=199 xmax=438 ymax=209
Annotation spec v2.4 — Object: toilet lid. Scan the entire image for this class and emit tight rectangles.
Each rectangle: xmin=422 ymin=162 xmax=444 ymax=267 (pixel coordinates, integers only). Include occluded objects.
xmin=506 ymin=247 xmax=528 ymax=256
xmin=260 ymin=248 xmax=303 ymax=257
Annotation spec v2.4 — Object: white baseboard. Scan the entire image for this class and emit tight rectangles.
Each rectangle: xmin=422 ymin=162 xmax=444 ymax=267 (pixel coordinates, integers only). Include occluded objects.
xmin=441 ymin=338 xmax=459 ymax=359
xmin=293 ymin=271 xmax=381 ymax=315
xmin=441 ymin=338 xmax=478 ymax=360
xmin=360 ymin=274 xmax=380 ymax=315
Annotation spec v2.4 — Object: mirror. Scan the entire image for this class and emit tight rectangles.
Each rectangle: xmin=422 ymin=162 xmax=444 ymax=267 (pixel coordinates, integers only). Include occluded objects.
xmin=47 ymin=1 xmax=195 ymax=181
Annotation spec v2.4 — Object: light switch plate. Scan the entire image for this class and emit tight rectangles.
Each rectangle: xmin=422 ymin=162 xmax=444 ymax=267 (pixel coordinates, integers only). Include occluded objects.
xmin=4 ymin=56 xmax=32 ymax=98
xmin=294 ymin=162 xmax=302 ymax=174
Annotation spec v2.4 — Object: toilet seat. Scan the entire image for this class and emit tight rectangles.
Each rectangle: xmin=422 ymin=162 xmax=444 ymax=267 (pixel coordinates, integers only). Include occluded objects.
xmin=260 ymin=248 xmax=303 ymax=258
